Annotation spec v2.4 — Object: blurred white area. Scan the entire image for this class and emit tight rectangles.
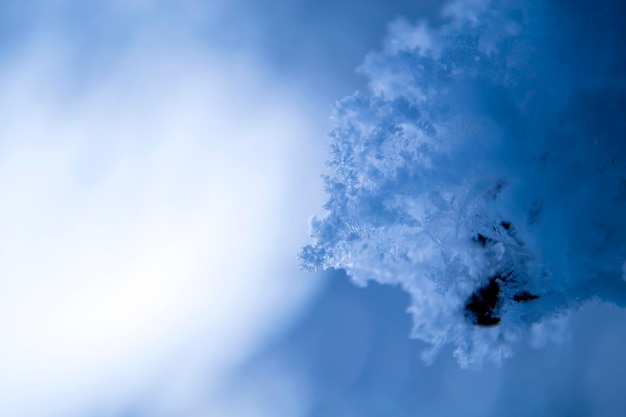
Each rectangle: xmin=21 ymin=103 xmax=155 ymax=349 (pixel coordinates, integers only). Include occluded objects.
xmin=0 ymin=5 xmax=326 ymax=416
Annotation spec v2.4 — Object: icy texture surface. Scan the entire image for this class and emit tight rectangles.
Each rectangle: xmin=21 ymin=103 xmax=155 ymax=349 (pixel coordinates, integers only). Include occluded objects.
xmin=301 ymin=0 xmax=626 ymax=367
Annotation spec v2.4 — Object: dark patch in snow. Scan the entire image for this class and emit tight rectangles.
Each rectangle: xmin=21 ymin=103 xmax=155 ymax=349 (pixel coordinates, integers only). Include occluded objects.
xmin=513 ymin=291 xmax=540 ymax=302
xmin=473 ymin=233 xmax=493 ymax=248
xmin=465 ymin=276 xmax=501 ymax=327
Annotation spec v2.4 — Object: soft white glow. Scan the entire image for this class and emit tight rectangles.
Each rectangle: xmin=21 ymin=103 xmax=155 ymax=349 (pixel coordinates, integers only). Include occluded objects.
xmin=0 ymin=28 xmax=325 ymax=416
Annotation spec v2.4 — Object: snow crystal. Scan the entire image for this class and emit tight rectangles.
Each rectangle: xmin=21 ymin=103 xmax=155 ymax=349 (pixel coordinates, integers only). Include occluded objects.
xmin=301 ymin=0 xmax=626 ymax=368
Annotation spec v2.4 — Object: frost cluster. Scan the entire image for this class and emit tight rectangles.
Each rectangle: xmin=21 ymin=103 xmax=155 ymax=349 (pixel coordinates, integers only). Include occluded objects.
xmin=301 ymin=0 xmax=626 ymax=367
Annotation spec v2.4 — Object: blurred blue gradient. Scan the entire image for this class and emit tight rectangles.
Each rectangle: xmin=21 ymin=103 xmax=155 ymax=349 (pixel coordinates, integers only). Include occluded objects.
xmin=244 ymin=270 xmax=626 ymax=417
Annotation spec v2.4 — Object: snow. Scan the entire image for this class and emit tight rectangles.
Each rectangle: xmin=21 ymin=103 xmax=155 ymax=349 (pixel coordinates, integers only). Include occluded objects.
xmin=301 ymin=0 xmax=626 ymax=367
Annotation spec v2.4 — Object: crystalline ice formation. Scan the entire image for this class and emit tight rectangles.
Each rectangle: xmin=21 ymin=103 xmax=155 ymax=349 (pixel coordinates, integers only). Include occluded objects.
xmin=301 ymin=0 xmax=626 ymax=367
